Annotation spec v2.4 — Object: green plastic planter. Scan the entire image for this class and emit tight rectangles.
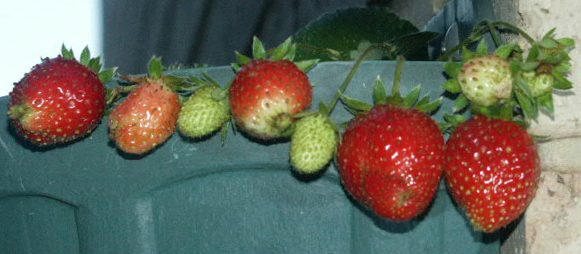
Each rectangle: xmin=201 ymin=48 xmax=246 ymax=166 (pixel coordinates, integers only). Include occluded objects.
xmin=0 ymin=62 xmax=500 ymax=253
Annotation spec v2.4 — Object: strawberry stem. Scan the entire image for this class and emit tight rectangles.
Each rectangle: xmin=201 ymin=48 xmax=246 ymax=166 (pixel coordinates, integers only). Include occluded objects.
xmin=325 ymin=42 xmax=396 ymax=116
xmin=437 ymin=20 xmax=536 ymax=61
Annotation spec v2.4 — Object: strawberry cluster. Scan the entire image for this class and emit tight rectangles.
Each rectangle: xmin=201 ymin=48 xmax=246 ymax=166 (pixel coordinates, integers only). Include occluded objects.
xmin=6 ymin=22 xmax=575 ymax=234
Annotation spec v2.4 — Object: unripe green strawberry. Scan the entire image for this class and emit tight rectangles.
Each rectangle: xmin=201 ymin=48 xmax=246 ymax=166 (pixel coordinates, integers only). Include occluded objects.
xmin=457 ymin=54 xmax=513 ymax=107
xmin=178 ymin=85 xmax=230 ymax=138
xmin=290 ymin=113 xmax=337 ymax=174
xmin=523 ymin=71 xmax=554 ymax=97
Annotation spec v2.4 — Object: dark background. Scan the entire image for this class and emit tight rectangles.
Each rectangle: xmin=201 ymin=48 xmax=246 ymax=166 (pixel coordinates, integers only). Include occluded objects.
xmin=102 ymin=0 xmax=446 ymax=74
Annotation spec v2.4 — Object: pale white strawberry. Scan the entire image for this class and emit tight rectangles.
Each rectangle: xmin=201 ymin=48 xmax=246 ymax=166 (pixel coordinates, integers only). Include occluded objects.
xmin=457 ymin=54 xmax=513 ymax=107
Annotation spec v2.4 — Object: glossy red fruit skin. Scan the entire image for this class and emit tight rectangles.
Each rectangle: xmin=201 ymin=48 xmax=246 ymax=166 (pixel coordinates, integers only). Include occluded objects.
xmin=108 ymin=81 xmax=181 ymax=154
xmin=337 ymin=104 xmax=445 ymax=221
xmin=445 ymin=115 xmax=541 ymax=232
xmin=8 ymin=56 xmax=106 ymax=145
xmin=229 ymin=59 xmax=312 ymax=139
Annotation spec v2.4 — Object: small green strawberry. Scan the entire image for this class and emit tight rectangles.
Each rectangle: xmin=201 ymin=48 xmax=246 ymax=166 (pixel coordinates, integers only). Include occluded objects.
xmin=178 ymin=75 xmax=230 ymax=139
xmin=457 ymin=54 xmax=513 ymax=107
xmin=290 ymin=113 xmax=338 ymax=174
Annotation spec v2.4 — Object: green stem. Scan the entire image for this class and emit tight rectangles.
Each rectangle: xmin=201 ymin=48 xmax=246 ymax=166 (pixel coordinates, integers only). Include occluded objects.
xmin=391 ymin=56 xmax=405 ymax=97
xmin=436 ymin=20 xmax=537 ymax=61
xmin=325 ymin=43 xmax=395 ymax=116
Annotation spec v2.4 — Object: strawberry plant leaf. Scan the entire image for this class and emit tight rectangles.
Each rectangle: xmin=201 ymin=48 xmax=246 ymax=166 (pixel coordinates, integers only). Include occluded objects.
xmin=453 ymin=94 xmax=469 ymax=112
xmin=98 ymin=68 xmax=116 ymax=84
xmin=520 ymin=61 xmax=540 ymax=72
xmin=252 ymin=36 xmax=267 ymax=59
xmin=494 ymin=43 xmax=516 ymax=59
xmin=443 ymin=79 xmax=462 ymax=94
xmin=61 ymin=44 xmax=75 ymax=59
xmin=537 ymin=92 xmax=554 ymax=114
xmin=294 ymin=59 xmax=320 ymax=72
xmin=461 ymin=46 xmax=475 ymax=62
xmin=515 ymin=89 xmax=537 ymax=121
xmin=545 ymin=51 xmax=568 ymax=64
xmin=443 ymin=62 xmax=462 ymax=77
xmin=416 ymin=97 xmax=442 ymax=114
xmin=87 ymin=56 xmax=102 ymax=74
xmin=80 ymin=46 xmax=91 ymax=65
xmin=403 ymin=85 xmax=421 ymax=108
xmin=539 ymin=37 xmax=558 ymax=49
xmin=527 ymin=44 xmax=540 ymax=62
xmin=557 ymin=38 xmax=575 ymax=47
xmin=475 ymin=39 xmax=489 ymax=56
xmin=341 ymin=92 xmax=373 ymax=113
xmin=373 ymin=77 xmax=388 ymax=105
xmin=318 ymin=102 xmax=330 ymax=116
xmin=235 ymin=51 xmax=251 ymax=66
xmin=148 ymin=57 xmax=163 ymax=80
xmin=552 ymin=70 xmax=573 ymax=90
xmin=270 ymin=37 xmax=292 ymax=61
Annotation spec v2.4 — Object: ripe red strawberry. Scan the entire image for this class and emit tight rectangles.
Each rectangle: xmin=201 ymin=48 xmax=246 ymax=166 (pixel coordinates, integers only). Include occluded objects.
xmin=8 ymin=47 xmax=113 ymax=145
xmin=230 ymin=59 xmax=312 ymax=139
xmin=444 ymin=115 xmax=541 ymax=232
xmin=229 ymin=37 xmax=318 ymax=140
xmin=108 ymin=58 xmax=181 ymax=154
xmin=337 ymin=104 xmax=445 ymax=221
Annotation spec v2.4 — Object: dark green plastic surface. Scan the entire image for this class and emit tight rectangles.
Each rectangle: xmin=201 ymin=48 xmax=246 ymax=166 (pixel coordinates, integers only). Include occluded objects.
xmin=0 ymin=62 xmax=500 ymax=254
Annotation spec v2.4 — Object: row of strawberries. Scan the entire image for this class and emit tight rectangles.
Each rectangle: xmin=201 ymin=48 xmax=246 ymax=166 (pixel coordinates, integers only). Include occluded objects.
xmin=7 ymin=22 xmax=574 ymax=233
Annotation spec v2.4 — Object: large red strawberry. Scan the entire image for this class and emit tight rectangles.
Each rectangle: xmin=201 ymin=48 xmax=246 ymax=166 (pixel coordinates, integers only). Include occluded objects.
xmin=8 ymin=46 xmax=114 ymax=145
xmin=444 ymin=115 xmax=540 ymax=232
xmin=229 ymin=37 xmax=318 ymax=140
xmin=337 ymin=57 xmax=444 ymax=221
xmin=108 ymin=58 xmax=181 ymax=154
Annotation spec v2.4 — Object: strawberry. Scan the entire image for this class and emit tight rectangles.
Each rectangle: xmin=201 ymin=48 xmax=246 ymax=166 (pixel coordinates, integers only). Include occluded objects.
xmin=178 ymin=75 xmax=230 ymax=139
xmin=337 ymin=57 xmax=444 ymax=221
xmin=290 ymin=113 xmax=338 ymax=174
xmin=444 ymin=115 xmax=540 ymax=232
xmin=108 ymin=58 xmax=181 ymax=154
xmin=7 ymin=46 xmax=114 ymax=145
xmin=457 ymin=54 xmax=513 ymax=107
xmin=229 ymin=37 xmax=318 ymax=140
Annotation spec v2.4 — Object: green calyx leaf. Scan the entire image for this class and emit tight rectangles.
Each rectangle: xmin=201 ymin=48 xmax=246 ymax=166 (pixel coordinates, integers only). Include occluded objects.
xmin=340 ymin=92 xmax=373 ymax=115
xmin=236 ymin=36 xmax=319 ymax=73
xmin=494 ymin=43 xmax=516 ymax=59
xmin=148 ymin=57 xmax=164 ymax=80
xmin=252 ymin=36 xmax=267 ymax=59
xmin=60 ymin=44 xmax=117 ymax=84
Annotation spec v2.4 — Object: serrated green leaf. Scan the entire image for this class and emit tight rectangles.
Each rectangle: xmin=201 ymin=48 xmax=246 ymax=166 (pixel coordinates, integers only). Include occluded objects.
xmin=80 ymin=47 xmax=91 ymax=65
xmin=402 ymin=85 xmax=421 ymax=108
xmin=475 ymin=39 xmax=489 ymax=56
xmin=416 ymin=97 xmax=442 ymax=114
xmin=527 ymin=44 xmax=540 ymax=62
xmin=453 ymin=94 xmax=469 ymax=112
xmin=235 ymin=51 xmax=251 ymax=66
xmin=61 ymin=45 xmax=75 ymax=59
xmin=252 ymin=36 xmax=267 ymax=59
xmin=515 ymin=90 xmax=537 ymax=121
xmin=552 ymin=70 xmax=573 ymax=90
xmin=461 ymin=46 xmax=476 ymax=62
xmin=494 ymin=43 xmax=515 ymax=59
xmin=373 ymin=78 xmax=388 ymax=105
xmin=341 ymin=92 xmax=373 ymax=113
xmin=87 ymin=56 xmax=102 ymax=73
xmin=319 ymin=102 xmax=330 ymax=116
xmin=537 ymin=91 xmax=554 ymax=115
xmin=148 ymin=57 xmax=163 ymax=79
xmin=544 ymin=51 xmax=568 ymax=64
xmin=542 ymin=28 xmax=557 ymax=40
xmin=443 ymin=61 xmax=462 ymax=77
xmin=98 ymin=68 xmax=116 ymax=84
xmin=270 ymin=37 xmax=292 ymax=61
xmin=557 ymin=37 xmax=575 ymax=47
xmin=539 ymin=37 xmax=559 ymax=49
xmin=294 ymin=59 xmax=319 ymax=72
xmin=443 ymin=79 xmax=462 ymax=93
xmin=415 ymin=95 xmax=431 ymax=108
xmin=520 ymin=61 xmax=540 ymax=72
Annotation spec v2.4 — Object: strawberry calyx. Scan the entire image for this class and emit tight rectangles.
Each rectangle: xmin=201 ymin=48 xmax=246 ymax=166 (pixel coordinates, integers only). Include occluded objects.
xmin=341 ymin=56 xmax=442 ymax=116
xmin=440 ymin=23 xmax=574 ymax=133
xmin=232 ymin=37 xmax=319 ymax=73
